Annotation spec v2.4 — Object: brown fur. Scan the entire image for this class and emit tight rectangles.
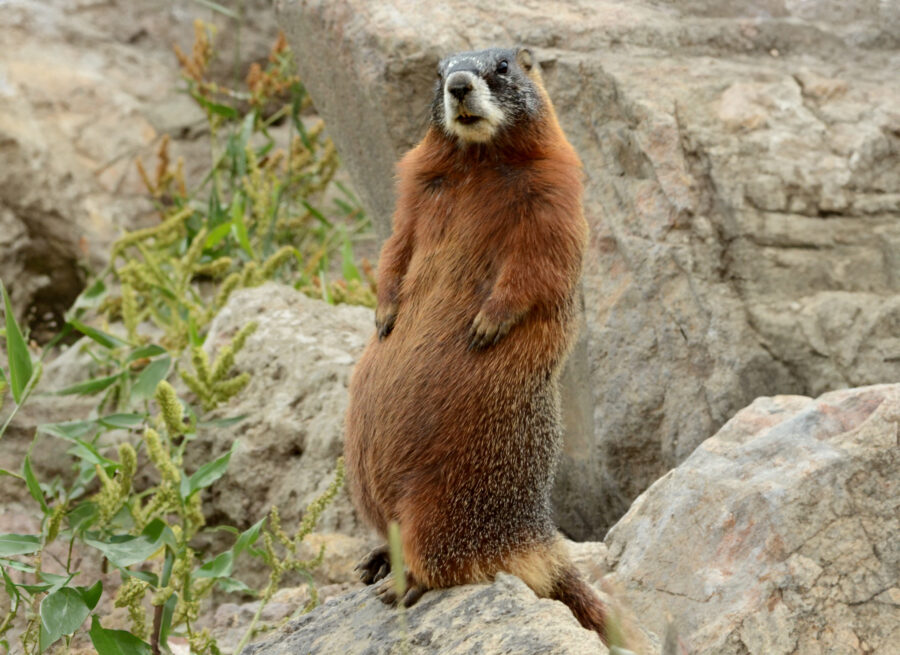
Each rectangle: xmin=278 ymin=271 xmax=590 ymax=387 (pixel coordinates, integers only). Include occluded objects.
xmin=345 ymin=50 xmax=606 ymax=642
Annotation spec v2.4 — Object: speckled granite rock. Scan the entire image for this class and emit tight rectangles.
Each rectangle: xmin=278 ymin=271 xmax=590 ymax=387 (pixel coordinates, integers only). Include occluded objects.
xmin=240 ymin=573 xmax=609 ymax=655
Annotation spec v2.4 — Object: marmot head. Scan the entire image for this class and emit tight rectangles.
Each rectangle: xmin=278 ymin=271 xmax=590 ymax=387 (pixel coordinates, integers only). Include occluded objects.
xmin=431 ymin=47 xmax=543 ymax=144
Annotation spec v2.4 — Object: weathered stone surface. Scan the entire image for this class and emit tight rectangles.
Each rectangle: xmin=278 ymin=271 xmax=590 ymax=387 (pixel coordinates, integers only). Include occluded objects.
xmin=277 ymin=0 xmax=900 ymax=536
xmin=196 ymin=284 xmax=374 ymax=539
xmin=206 ymin=582 xmax=362 ymax=655
xmin=606 ymin=384 xmax=900 ymax=654
xmin=241 ymin=573 xmax=608 ymax=655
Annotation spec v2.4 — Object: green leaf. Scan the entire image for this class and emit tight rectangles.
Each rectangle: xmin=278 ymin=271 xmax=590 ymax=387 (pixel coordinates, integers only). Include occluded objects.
xmin=39 ymin=587 xmax=91 ymax=651
xmin=291 ymin=84 xmax=311 ymax=148
xmin=231 ymin=197 xmax=254 ymax=258
xmin=68 ymin=440 xmax=119 ymax=471
xmin=216 ymin=576 xmax=256 ymax=595
xmin=193 ymin=550 xmax=233 ymax=579
xmin=204 ymin=525 xmax=239 ymax=535
xmin=301 ymin=200 xmax=333 ymax=227
xmin=67 ymin=502 xmax=98 ymax=533
xmin=120 ymin=568 xmax=157 ymax=586
xmin=89 ymin=616 xmax=153 ymax=655
xmin=231 ymin=110 xmax=257 ymax=179
xmin=23 ymin=456 xmax=49 ymax=514
xmin=187 ymin=441 xmax=237 ymax=496
xmin=38 ymin=420 xmax=97 ymax=441
xmin=20 ymin=571 xmax=74 ymax=594
xmin=204 ymin=220 xmax=233 ymax=249
xmin=0 ymin=533 xmax=41 ymax=557
xmin=69 ymin=319 xmax=130 ymax=350
xmin=125 ymin=345 xmax=166 ymax=363
xmin=54 ymin=373 xmax=121 ymax=397
xmin=188 ymin=313 xmax=203 ymax=348
xmin=234 ymin=516 xmax=265 ymax=557
xmin=84 ymin=519 xmax=174 ymax=568
xmin=77 ymin=580 xmax=102 ymax=610
xmin=97 ymin=413 xmax=145 ymax=429
xmin=69 ymin=278 xmax=108 ymax=314
xmin=157 ymin=593 xmax=177 ymax=649
xmin=341 ymin=231 xmax=361 ymax=282
xmin=1 ymin=279 xmax=34 ymax=403
xmin=2 ymin=566 xmax=19 ymax=615
xmin=192 ymin=0 xmax=238 ymax=18
xmin=0 ymin=557 xmax=36 ymax=573
xmin=0 ymin=468 xmax=24 ymax=481
xmin=129 ymin=356 xmax=171 ymax=403
xmin=197 ymin=414 xmax=247 ymax=429
xmin=190 ymin=90 xmax=240 ymax=120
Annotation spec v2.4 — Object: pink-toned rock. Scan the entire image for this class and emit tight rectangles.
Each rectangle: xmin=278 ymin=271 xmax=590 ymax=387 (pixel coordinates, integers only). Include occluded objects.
xmin=606 ymin=384 xmax=900 ymax=654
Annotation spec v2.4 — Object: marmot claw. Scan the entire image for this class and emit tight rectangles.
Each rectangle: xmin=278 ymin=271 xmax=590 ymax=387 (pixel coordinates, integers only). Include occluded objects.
xmin=375 ymin=302 xmax=398 ymax=339
xmin=374 ymin=573 xmax=428 ymax=608
xmin=468 ymin=309 xmax=515 ymax=350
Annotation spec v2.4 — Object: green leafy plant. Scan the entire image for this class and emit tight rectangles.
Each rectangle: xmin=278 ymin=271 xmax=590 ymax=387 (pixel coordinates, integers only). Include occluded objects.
xmin=0 ymin=22 xmax=363 ymax=655
xmin=0 ymin=295 xmax=345 ymax=653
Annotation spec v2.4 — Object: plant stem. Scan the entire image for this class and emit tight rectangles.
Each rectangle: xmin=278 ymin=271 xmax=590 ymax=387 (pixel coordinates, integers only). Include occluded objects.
xmin=234 ymin=591 xmax=270 ymax=654
xmin=151 ymin=604 xmax=163 ymax=655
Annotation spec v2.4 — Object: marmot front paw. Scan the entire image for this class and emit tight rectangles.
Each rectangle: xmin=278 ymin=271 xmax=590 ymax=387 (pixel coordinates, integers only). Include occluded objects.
xmin=468 ymin=309 xmax=517 ymax=350
xmin=375 ymin=302 xmax=398 ymax=339
xmin=354 ymin=544 xmax=390 ymax=585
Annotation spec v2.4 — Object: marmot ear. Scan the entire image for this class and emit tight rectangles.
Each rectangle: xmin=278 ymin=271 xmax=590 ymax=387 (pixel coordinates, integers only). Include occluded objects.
xmin=516 ymin=48 xmax=534 ymax=71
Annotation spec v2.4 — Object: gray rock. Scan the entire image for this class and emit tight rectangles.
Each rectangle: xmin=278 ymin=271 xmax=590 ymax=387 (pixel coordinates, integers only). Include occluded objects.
xmin=241 ymin=573 xmax=608 ymax=655
xmin=277 ymin=0 xmax=900 ymax=537
xmin=606 ymin=384 xmax=900 ymax=654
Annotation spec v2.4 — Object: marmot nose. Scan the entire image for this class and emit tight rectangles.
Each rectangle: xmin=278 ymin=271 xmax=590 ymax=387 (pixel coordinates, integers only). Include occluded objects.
xmin=447 ymin=79 xmax=473 ymax=101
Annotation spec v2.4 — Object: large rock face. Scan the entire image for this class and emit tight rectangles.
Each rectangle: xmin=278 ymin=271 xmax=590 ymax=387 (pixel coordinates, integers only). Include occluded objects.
xmin=606 ymin=384 xmax=900 ymax=654
xmin=277 ymin=0 xmax=900 ymax=535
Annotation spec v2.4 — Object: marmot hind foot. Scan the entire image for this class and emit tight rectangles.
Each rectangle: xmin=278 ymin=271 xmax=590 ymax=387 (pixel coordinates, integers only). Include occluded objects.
xmin=374 ymin=572 xmax=429 ymax=608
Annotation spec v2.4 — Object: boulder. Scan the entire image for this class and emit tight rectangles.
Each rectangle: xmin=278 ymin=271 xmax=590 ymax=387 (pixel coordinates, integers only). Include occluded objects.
xmin=606 ymin=384 xmax=900 ymax=654
xmin=277 ymin=0 xmax=900 ymax=536
xmin=196 ymin=284 xmax=374 ymax=540
xmin=240 ymin=573 xmax=608 ymax=655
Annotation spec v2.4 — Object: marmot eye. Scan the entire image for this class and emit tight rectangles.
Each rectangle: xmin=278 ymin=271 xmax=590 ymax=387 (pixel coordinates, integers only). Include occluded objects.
xmin=497 ymin=60 xmax=509 ymax=74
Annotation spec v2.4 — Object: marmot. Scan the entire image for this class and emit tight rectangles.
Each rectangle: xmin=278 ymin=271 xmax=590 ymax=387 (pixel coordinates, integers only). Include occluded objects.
xmin=344 ymin=46 xmax=607 ymax=642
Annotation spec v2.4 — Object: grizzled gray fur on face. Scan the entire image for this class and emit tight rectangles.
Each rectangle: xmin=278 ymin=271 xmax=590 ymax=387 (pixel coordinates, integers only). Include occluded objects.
xmin=431 ymin=47 xmax=543 ymax=143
